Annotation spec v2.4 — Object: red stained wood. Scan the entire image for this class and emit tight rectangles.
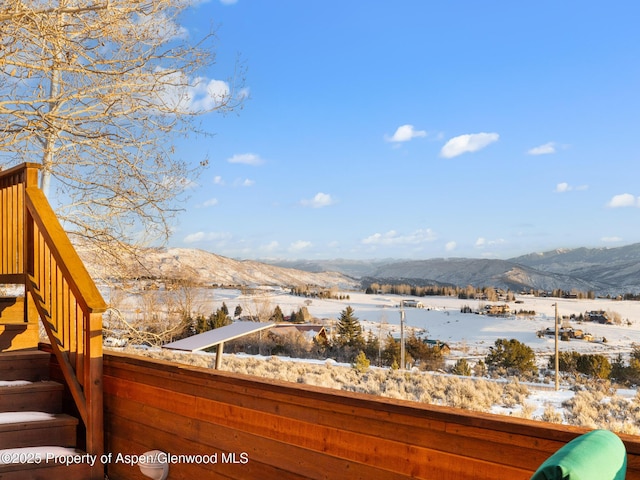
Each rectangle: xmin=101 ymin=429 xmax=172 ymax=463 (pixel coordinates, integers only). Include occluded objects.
xmin=103 ymin=352 xmax=635 ymax=480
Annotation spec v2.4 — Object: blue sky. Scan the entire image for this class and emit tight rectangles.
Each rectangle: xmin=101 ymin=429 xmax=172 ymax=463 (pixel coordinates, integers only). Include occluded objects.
xmin=170 ymin=1 xmax=640 ymax=261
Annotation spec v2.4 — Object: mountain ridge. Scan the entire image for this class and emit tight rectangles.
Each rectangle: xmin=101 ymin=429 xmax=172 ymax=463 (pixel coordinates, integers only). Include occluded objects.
xmin=266 ymin=243 xmax=640 ymax=295
xmin=81 ymin=243 xmax=640 ymax=295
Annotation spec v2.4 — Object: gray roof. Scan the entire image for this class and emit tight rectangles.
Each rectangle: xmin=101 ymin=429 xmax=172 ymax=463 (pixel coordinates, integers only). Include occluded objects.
xmin=162 ymin=321 xmax=274 ymax=352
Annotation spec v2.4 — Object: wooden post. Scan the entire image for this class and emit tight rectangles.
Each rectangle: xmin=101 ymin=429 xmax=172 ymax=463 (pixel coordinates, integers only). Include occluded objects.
xmin=215 ymin=342 xmax=224 ymax=370
xmin=554 ymin=302 xmax=559 ymax=391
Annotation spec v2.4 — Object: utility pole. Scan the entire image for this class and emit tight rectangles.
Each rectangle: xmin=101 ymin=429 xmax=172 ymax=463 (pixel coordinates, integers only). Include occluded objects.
xmin=554 ymin=302 xmax=559 ymax=391
xmin=399 ymin=301 xmax=406 ymax=370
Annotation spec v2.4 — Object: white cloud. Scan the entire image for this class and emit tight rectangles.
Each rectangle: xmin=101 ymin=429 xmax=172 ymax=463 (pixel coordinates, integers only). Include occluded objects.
xmin=301 ymin=192 xmax=335 ymax=208
xmin=183 ymin=231 xmax=232 ymax=243
xmin=445 ymin=241 xmax=457 ymax=252
xmin=607 ymin=193 xmax=639 ymax=208
xmin=162 ymin=175 xmax=197 ymax=190
xmin=362 ymin=229 xmax=436 ymax=246
xmin=135 ymin=12 xmax=188 ymax=43
xmin=155 ymin=70 xmax=231 ymax=113
xmin=232 ymin=178 xmax=255 ymax=187
xmin=184 ymin=232 xmax=205 ymax=243
xmin=475 ymin=237 xmax=505 ymax=248
xmin=201 ymin=198 xmax=218 ymax=207
xmin=556 ymin=182 xmax=588 ymax=193
xmin=213 ymin=175 xmax=224 ymax=185
xmin=220 ymin=0 xmax=238 ymax=4
xmin=528 ymin=142 xmax=557 ymax=155
xmin=289 ymin=240 xmax=312 ymax=251
xmin=227 ymin=153 xmax=265 ymax=166
xmin=386 ymin=124 xmax=427 ymax=143
xmin=189 ymin=77 xmax=231 ymax=111
xmin=260 ymin=241 xmax=280 ymax=252
xmin=601 ymin=236 xmax=623 ymax=243
xmin=440 ymin=132 xmax=499 ymax=158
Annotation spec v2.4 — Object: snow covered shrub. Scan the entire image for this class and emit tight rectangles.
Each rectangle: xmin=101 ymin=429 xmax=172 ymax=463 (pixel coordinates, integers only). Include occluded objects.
xmin=473 ymin=360 xmax=487 ymax=377
xmin=443 ymin=377 xmax=483 ymax=410
xmin=501 ymin=380 xmax=530 ymax=408
xmin=540 ymin=404 xmax=563 ymax=424
xmin=563 ymin=391 xmax=600 ymax=428
xmin=516 ymin=402 xmax=536 ymax=419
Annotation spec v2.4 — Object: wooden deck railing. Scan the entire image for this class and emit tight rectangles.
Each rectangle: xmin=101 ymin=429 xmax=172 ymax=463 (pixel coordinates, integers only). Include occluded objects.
xmin=0 ymin=163 xmax=106 ymax=476
xmin=103 ymin=351 xmax=640 ymax=480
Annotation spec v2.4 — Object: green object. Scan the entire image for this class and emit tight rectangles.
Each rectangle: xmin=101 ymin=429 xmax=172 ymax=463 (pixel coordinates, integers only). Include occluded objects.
xmin=531 ymin=430 xmax=627 ymax=480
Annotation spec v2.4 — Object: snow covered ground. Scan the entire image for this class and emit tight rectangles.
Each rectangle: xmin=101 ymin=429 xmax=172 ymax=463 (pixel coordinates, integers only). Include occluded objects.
xmin=111 ymin=287 xmax=640 ymax=431
xmin=108 ymin=283 xmax=640 ymax=361
xmin=200 ymin=288 xmax=640 ymax=359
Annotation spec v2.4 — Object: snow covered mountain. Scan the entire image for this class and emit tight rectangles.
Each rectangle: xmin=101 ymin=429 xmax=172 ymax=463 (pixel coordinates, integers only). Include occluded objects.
xmin=81 ymin=247 xmax=358 ymax=289
xmin=80 ymin=243 xmax=640 ymax=295
xmin=269 ymin=243 xmax=640 ymax=295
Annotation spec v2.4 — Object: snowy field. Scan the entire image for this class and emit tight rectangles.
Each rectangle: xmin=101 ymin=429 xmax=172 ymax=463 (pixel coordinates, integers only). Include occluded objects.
xmin=112 ymin=286 xmax=640 ymax=430
xmin=192 ymin=287 xmax=640 ymax=360
xmin=108 ymin=284 xmax=640 ymax=362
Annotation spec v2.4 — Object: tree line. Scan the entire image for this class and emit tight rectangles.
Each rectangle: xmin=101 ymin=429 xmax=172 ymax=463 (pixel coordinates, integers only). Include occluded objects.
xmin=363 ymin=283 xmax=605 ymax=301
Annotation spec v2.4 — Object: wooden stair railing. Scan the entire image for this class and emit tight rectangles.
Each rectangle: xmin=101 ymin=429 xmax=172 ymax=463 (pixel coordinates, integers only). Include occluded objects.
xmin=0 ymin=163 xmax=106 ymax=479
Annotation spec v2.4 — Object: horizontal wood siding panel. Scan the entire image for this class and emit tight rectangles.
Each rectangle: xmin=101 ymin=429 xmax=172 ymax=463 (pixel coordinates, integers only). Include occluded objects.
xmin=103 ymin=352 xmax=640 ymax=480
xmin=107 ymin=401 xmax=368 ymax=480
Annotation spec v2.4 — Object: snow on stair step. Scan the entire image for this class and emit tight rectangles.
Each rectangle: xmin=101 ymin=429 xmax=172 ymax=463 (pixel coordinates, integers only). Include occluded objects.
xmin=0 ymin=411 xmax=57 ymax=424
xmin=0 ymin=381 xmax=31 ymax=388
xmin=0 ymin=411 xmax=79 ymax=449
xmin=0 ymin=381 xmax=64 ymax=413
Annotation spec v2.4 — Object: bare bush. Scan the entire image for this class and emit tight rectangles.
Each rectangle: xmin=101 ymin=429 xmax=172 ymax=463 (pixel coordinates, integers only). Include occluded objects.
xmin=111 ymin=347 xmax=640 ymax=434
xmin=540 ymin=404 xmax=563 ymax=424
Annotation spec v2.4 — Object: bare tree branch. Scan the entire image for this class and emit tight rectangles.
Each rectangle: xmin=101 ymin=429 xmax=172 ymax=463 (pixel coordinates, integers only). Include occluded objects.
xmin=0 ymin=0 xmax=245 ymax=272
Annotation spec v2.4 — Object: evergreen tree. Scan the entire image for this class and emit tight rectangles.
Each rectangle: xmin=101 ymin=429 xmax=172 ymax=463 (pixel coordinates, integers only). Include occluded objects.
xmin=352 ymin=351 xmax=370 ymax=374
xmin=210 ymin=308 xmax=230 ymax=329
xmin=381 ymin=335 xmax=401 ymax=367
xmin=195 ymin=314 xmax=208 ymax=334
xmin=485 ymin=338 xmax=537 ymax=375
xmin=406 ymin=334 xmax=443 ymax=371
xmin=336 ymin=306 xmax=364 ymax=347
xmin=288 ymin=308 xmax=306 ymax=324
xmin=452 ymin=358 xmax=472 ymax=376
xmin=234 ymin=305 xmax=243 ymax=318
xmin=221 ymin=302 xmax=229 ymax=316
xmin=363 ymin=331 xmax=381 ymax=365
xmin=271 ymin=305 xmax=284 ymax=323
xmin=576 ymin=354 xmax=611 ymax=379
xmin=295 ymin=307 xmax=308 ymax=323
xmin=548 ymin=351 xmax=580 ymax=373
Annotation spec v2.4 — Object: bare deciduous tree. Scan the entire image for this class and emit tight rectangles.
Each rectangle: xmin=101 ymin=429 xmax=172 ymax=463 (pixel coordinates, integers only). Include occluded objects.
xmin=0 ymin=0 xmax=244 ymax=261
xmin=241 ymin=294 xmax=273 ymax=323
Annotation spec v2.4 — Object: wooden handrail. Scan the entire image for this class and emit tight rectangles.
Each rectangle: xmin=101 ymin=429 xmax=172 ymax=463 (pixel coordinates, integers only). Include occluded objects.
xmin=0 ymin=163 xmax=105 ymax=479
xmin=24 ymin=186 xmax=106 ymax=314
